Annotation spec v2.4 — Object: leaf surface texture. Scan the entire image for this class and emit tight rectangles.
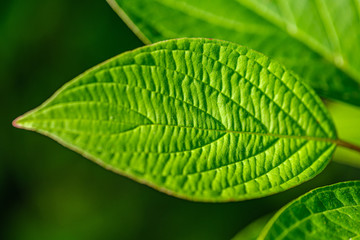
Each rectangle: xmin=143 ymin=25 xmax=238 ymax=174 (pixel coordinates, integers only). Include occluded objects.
xmin=260 ymin=181 xmax=360 ymax=239
xmin=16 ymin=39 xmax=337 ymax=201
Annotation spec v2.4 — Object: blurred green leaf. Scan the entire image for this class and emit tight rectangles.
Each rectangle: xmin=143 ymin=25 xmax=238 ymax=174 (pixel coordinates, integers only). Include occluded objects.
xmin=232 ymin=214 xmax=272 ymax=240
xmin=329 ymin=101 xmax=360 ymax=168
xmin=15 ymin=38 xmax=337 ymax=201
xmin=108 ymin=0 xmax=360 ymax=106
xmin=259 ymin=181 xmax=360 ymax=239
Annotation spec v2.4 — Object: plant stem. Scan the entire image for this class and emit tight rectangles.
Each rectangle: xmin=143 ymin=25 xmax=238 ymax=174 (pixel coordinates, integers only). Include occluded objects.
xmin=336 ymin=139 xmax=360 ymax=153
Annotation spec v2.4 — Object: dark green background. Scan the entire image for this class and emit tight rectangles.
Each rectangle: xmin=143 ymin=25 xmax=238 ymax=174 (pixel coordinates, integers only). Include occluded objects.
xmin=2 ymin=1 xmax=360 ymax=239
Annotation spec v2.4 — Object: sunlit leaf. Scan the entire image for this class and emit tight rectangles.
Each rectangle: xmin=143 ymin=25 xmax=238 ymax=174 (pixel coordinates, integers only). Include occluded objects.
xmin=14 ymin=38 xmax=337 ymax=201
xmin=108 ymin=0 xmax=360 ymax=106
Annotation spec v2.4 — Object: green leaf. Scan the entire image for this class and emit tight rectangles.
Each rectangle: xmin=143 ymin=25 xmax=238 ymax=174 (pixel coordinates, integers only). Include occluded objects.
xmin=14 ymin=38 xmax=337 ymax=202
xmin=232 ymin=214 xmax=272 ymax=240
xmin=108 ymin=0 xmax=360 ymax=106
xmin=259 ymin=181 xmax=360 ymax=239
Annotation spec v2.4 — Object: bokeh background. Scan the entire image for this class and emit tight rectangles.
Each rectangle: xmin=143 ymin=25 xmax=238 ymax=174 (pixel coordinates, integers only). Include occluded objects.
xmin=2 ymin=1 xmax=360 ymax=239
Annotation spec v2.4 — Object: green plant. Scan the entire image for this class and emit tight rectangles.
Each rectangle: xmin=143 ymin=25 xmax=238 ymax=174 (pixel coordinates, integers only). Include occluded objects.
xmin=233 ymin=181 xmax=360 ymax=239
xmin=13 ymin=1 xmax=360 ymax=239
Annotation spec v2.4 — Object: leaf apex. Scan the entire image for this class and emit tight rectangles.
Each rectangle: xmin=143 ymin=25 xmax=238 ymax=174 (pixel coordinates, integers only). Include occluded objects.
xmin=12 ymin=111 xmax=34 ymax=130
xmin=12 ymin=115 xmax=24 ymax=129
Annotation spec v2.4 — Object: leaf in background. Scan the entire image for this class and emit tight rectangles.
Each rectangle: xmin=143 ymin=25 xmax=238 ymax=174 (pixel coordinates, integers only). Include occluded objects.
xmin=108 ymin=0 xmax=360 ymax=107
xmin=14 ymin=38 xmax=337 ymax=201
xmin=259 ymin=181 xmax=360 ymax=239
xmin=232 ymin=214 xmax=272 ymax=240
xmin=328 ymin=101 xmax=360 ymax=168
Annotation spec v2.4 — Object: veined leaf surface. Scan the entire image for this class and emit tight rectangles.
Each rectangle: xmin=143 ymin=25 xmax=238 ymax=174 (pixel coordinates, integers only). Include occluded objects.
xmin=14 ymin=39 xmax=337 ymax=201
xmin=259 ymin=181 xmax=360 ymax=239
xmin=108 ymin=0 xmax=360 ymax=106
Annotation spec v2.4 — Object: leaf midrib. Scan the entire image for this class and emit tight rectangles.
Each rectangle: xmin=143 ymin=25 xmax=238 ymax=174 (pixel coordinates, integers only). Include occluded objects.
xmin=150 ymin=0 xmax=272 ymax=34
xmin=22 ymin=113 xmax=338 ymax=144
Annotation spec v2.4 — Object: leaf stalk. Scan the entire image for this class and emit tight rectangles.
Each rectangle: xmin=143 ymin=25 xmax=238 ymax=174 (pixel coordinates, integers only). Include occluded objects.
xmin=336 ymin=139 xmax=360 ymax=153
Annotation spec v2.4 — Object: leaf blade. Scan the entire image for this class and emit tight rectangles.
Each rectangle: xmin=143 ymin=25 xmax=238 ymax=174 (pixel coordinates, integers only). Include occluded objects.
xmin=259 ymin=181 xmax=360 ymax=239
xmin=109 ymin=0 xmax=360 ymax=106
xmin=15 ymin=38 xmax=337 ymax=201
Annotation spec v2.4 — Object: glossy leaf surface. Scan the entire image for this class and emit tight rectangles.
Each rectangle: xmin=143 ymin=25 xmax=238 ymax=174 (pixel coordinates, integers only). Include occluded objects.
xmin=260 ymin=181 xmax=360 ymax=239
xmin=108 ymin=0 xmax=360 ymax=106
xmin=15 ymin=39 xmax=337 ymax=201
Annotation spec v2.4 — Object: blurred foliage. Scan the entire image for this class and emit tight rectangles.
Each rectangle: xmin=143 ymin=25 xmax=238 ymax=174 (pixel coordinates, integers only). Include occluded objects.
xmin=329 ymin=101 xmax=360 ymax=168
xmin=232 ymin=214 xmax=272 ymax=240
xmin=1 ymin=0 xmax=360 ymax=239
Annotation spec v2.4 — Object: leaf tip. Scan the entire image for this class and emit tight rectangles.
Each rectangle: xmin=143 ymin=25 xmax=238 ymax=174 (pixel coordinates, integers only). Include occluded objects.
xmin=12 ymin=115 xmax=25 ymax=129
xmin=12 ymin=111 xmax=34 ymax=130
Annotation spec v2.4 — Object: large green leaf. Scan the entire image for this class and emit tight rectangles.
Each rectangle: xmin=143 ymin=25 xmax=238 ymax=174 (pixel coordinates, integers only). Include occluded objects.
xmin=259 ymin=181 xmax=360 ymax=239
xmin=108 ymin=0 xmax=360 ymax=106
xmin=14 ymin=38 xmax=337 ymax=202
